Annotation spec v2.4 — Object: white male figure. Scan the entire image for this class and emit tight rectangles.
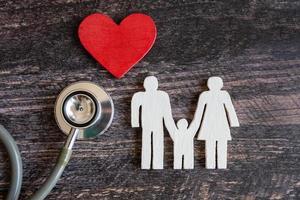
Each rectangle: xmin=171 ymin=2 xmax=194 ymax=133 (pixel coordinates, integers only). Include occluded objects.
xmin=131 ymin=76 xmax=176 ymax=169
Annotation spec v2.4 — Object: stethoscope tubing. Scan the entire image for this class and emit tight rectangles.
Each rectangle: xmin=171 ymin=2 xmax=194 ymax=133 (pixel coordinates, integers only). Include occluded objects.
xmin=1 ymin=81 xmax=113 ymax=199
xmin=0 ymin=125 xmax=22 ymax=200
xmin=0 ymin=125 xmax=78 ymax=200
xmin=29 ymin=128 xmax=78 ymax=200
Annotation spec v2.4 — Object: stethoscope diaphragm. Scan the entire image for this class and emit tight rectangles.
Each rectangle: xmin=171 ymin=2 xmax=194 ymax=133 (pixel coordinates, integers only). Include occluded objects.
xmin=55 ymin=81 xmax=114 ymax=139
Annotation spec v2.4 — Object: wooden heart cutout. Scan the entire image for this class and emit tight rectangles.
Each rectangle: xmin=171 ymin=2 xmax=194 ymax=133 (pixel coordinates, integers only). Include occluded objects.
xmin=78 ymin=13 xmax=157 ymax=78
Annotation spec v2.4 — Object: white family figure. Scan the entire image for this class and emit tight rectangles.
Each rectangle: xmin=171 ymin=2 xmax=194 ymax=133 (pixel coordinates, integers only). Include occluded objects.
xmin=131 ymin=76 xmax=239 ymax=170
xmin=193 ymin=76 xmax=239 ymax=169
xmin=131 ymin=76 xmax=175 ymax=169
xmin=170 ymin=118 xmax=198 ymax=169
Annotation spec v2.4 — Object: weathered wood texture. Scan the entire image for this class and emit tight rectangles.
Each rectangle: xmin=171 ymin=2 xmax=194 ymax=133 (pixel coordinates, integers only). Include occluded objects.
xmin=0 ymin=0 xmax=299 ymax=199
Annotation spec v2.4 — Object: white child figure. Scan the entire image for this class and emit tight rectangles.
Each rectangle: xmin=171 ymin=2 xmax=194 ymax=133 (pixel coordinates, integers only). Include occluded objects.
xmin=170 ymin=118 xmax=198 ymax=169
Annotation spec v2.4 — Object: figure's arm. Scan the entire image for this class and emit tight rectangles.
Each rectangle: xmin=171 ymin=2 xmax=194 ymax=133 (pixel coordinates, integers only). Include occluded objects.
xmin=224 ymin=91 xmax=239 ymax=127
xmin=131 ymin=93 xmax=142 ymax=127
xmin=169 ymin=130 xmax=176 ymax=141
xmin=189 ymin=93 xmax=207 ymax=136
xmin=188 ymin=119 xmax=200 ymax=137
xmin=163 ymin=94 xmax=176 ymax=134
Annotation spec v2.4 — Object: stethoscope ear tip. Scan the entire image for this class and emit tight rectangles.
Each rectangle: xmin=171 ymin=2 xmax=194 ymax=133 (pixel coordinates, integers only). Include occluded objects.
xmin=55 ymin=81 xmax=114 ymax=139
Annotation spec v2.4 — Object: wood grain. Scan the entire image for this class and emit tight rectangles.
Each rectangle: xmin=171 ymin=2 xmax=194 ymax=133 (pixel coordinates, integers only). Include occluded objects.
xmin=0 ymin=0 xmax=299 ymax=199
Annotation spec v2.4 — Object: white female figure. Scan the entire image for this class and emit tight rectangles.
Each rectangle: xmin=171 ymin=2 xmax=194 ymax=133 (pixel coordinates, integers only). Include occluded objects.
xmin=193 ymin=77 xmax=239 ymax=169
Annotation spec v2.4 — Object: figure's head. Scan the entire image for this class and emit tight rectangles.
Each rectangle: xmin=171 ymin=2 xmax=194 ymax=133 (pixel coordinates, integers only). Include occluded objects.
xmin=143 ymin=76 xmax=158 ymax=91
xmin=207 ymin=76 xmax=223 ymax=91
xmin=177 ymin=119 xmax=188 ymax=130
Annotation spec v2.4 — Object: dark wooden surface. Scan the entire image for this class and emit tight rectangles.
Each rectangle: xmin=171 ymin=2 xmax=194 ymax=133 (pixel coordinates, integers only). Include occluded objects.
xmin=0 ymin=0 xmax=299 ymax=199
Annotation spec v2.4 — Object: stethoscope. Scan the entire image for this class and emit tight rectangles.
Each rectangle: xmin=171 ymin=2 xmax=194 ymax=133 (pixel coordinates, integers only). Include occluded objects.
xmin=0 ymin=81 xmax=114 ymax=200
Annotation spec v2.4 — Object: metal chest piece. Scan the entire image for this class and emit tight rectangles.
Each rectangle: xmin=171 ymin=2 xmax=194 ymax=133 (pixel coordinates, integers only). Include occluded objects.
xmin=55 ymin=82 xmax=114 ymax=139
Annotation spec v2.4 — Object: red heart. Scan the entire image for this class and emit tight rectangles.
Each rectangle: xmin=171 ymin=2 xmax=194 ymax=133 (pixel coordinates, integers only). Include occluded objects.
xmin=78 ymin=13 xmax=157 ymax=78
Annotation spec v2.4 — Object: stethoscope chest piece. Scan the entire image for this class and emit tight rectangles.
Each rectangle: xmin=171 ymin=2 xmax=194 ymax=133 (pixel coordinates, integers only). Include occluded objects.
xmin=55 ymin=81 xmax=114 ymax=139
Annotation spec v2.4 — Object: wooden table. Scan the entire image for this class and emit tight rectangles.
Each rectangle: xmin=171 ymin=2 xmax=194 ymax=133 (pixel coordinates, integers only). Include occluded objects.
xmin=0 ymin=1 xmax=299 ymax=199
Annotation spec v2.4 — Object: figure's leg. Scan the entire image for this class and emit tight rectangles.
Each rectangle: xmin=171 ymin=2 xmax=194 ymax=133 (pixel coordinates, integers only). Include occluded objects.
xmin=217 ymin=140 xmax=228 ymax=169
xmin=174 ymin=152 xmax=182 ymax=169
xmin=174 ymin=155 xmax=182 ymax=169
xmin=183 ymin=150 xmax=194 ymax=169
xmin=152 ymin=130 xmax=164 ymax=169
xmin=205 ymin=140 xmax=216 ymax=169
xmin=141 ymin=130 xmax=152 ymax=169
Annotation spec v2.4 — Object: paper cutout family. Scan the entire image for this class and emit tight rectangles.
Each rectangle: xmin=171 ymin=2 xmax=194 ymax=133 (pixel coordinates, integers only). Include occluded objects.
xmin=131 ymin=76 xmax=239 ymax=169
